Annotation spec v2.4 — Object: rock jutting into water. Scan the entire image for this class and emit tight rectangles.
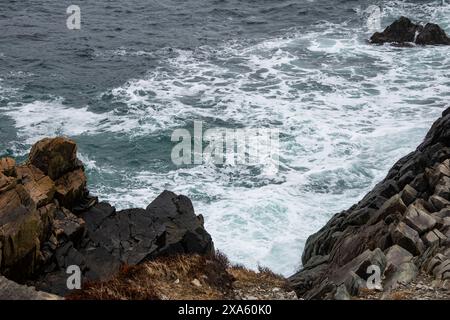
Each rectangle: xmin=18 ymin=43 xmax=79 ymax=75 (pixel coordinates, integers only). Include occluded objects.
xmin=289 ymin=107 xmax=450 ymax=299
xmin=0 ymin=137 xmax=214 ymax=296
xmin=370 ymin=16 xmax=450 ymax=46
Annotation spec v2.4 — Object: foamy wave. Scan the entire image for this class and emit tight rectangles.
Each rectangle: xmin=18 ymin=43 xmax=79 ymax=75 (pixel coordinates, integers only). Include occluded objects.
xmin=4 ymin=0 xmax=449 ymax=275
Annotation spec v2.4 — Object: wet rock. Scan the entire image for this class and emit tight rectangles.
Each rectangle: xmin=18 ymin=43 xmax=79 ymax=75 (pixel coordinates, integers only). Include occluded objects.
xmin=370 ymin=17 xmax=450 ymax=46
xmin=28 ymin=137 xmax=80 ymax=180
xmin=385 ymin=245 xmax=413 ymax=269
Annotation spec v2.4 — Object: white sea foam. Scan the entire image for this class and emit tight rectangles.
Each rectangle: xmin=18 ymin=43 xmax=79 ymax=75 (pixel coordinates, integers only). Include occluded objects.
xmin=4 ymin=1 xmax=450 ymax=275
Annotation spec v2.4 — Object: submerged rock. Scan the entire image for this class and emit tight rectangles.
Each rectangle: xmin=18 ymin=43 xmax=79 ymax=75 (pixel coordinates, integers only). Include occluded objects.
xmin=370 ymin=17 xmax=450 ymax=45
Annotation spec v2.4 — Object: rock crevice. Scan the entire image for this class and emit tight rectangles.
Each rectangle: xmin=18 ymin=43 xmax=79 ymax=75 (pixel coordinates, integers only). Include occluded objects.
xmin=0 ymin=137 xmax=214 ymax=297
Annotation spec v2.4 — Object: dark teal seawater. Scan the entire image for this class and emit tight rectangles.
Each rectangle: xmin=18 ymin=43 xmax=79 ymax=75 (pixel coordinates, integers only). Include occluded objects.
xmin=0 ymin=0 xmax=449 ymax=275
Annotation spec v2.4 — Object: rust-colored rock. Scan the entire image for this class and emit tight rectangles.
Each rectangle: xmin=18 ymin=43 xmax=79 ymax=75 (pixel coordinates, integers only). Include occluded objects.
xmin=55 ymin=169 xmax=87 ymax=208
xmin=0 ymin=184 xmax=42 ymax=280
xmin=28 ymin=137 xmax=79 ymax=180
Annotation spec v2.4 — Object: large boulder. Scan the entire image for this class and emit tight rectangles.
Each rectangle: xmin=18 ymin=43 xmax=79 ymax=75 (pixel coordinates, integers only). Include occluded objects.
xmin=0 ymin=184 xmax=42 ymax=280
xmin=290 ymin=107 xmax=450 ymax=299
xmin=370 ymin=17 xmax=450 ymax=46
xmin=54 ymin=169 xmax=87 ymax=209
xmin=28 ymin=137 xmax=80 ymax=180
xmin=370 ymin=16 xmax=422 ymax=44
xmin=1 ymin=137 xmax=216 ymax=299
xmin=16 ymin=165 xmax=55 ymax=208
xmin=416 ymin=23 xmax=450 ymax=45
xmin=0 ymin=157 xmax=16 ymax=177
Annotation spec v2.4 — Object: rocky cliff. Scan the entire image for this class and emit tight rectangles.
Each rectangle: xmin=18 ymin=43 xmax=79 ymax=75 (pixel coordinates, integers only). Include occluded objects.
xmin=289 ymin=107 xmax=450 ymax=299
xmin=0 ymin=137 xmax=214 ymax=297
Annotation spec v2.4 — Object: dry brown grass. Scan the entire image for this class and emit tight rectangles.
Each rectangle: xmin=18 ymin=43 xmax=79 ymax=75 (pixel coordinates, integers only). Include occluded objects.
xmin=66 ymin=251 xmax=291 ymax=300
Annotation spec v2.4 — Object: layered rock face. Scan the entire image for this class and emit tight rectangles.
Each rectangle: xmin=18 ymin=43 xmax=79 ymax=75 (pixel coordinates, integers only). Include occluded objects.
xmin=0 ymin=138 xmax=214 ymax=296
xmin=370 ymin=17 xmax=450 ymax=46
xmin=289 ymin=108 xmax=450 ymax=299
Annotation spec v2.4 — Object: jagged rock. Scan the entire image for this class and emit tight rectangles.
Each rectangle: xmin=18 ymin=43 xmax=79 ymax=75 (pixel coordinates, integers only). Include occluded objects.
xmin=436 ymin=217 xmax=450 ymax=230
xmin=399 ymin=185 xmax=418 ymax=207
xmin=16 ymin=165 xmax=55 ymax=208
xmin=28 ymin=137 xmax=80 ymax=180
xmin=391 ymin=222 xmax=425 ymax=256
xmin=0 ymin=275 xmax=61 ymax=300
xmin=0 ymin=172 xmax=16 ymax=194
xmin=146 ymin=190 xmax=214 ymax=256
xmin=334 ymin=284 xmax=351 ymax=300
xmin=290 ymin=108 xmax=450 ymax=299
xmin=368 ymin=194 xmax=406 ymax=225
xmin=53 ymin=208 xmax=85 ymax=244
xmin=0 ymin=157 xmax=16 ymax=177
xmin=404 ymin=204 xmax=436 ymax=235
xmin=433 ymin=208 xmax=450 ymax=219
xmin=385 ymin=245 xmax=413 ymax=269
xmin=370 ymin=17 xmax=450 ymax=46
xmin=370 ymin=17 xmax=422 ymax=44
xmin=344 ymin=271 xmax=366 ymax=296
xmin=37 ymin=203 xmax=57 ymax=241
xmin=416 ymin=23 xmax=450 ymax=45
xmin=433 ymin=259 xmax=450 ymax=280
xmin=54 ymin=169 xmax=87 ymax=209
xmin=384 ymin=261 xmax=418 ymax=290
xmin=0 ymin=184 xmax=42 ymax=280
xmin=422 ymin=229 xmax=447 ymax=247
xmin=429 ymin=195 xmax=450 ymax=211
xmin=436 ymin=159 xmax=450 ymax=176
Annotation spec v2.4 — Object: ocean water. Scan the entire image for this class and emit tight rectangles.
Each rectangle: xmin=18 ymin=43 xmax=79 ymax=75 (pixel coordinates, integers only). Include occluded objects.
xmin=0 ymin=0 xmax=449 ymax=276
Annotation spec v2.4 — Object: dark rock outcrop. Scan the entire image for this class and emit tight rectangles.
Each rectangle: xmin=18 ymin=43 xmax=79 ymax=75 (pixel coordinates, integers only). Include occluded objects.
xmin=0 ymin=275 xmax=60 ymax=300
xmin=370 ymin=17 xmax=450 ymax=46
xmin=0 ymin=137 xmax=214 ymax=297
xmin=289 ymin=107 xmax=450 ymax=299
